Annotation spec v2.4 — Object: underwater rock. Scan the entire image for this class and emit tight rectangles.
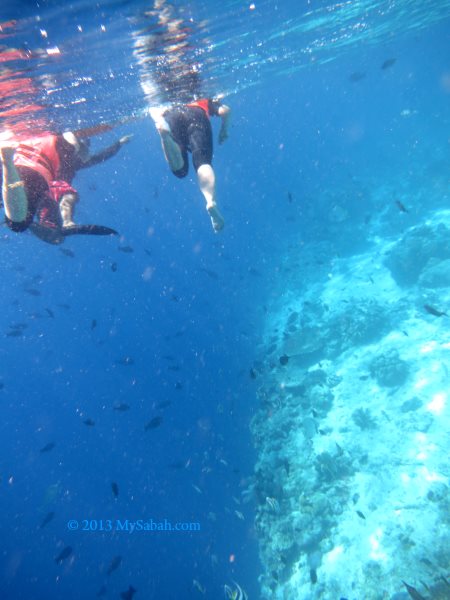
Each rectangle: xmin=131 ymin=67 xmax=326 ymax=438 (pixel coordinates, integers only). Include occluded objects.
xmin=384 ymin=223 xmax=450 ymax=286
xmin=369 ymin=348 xmax=409 ymax=387
xmin=418 ymin=258 xmax=450 ymax=288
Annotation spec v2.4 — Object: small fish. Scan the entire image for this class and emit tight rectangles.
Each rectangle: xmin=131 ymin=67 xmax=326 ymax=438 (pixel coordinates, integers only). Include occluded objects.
xmin=97 ymin=586 xmax=107 ymax=597
xmin=402 ymin=330 xmax=409 ymax=337
xmin=199 ymin=268 xmax=219 ymax=280
xmin=111 ymin=262 xmax=118 ymax=272
xmin=279 ymin=354 xmax=289 ymax=366
xmin=287 ymin=191 xmax=293 ymax=203
xmin=59 ymin=248 xmax=75 ymax=258
xmin=174 ymin=382 xmax=183 ymax=390
xmin=424 ymin=304 xmax=447 ymax=317
xmin=91 ymin=319 xmax=97 ymax=330
xmin=113 ymin=403 xmax=130 ymax=412
xmin=381 ymin=57 xmax=396 ymax=69
xmin=249 ymin=368 xmax=257 ymax=379
xmin=39 ymin=511 xmax=55 ymax=529
xmin=57 ymin=303 xmax=71 ymax=310
xmin=402 ymin=581 xmax=426 ymax=600
xmin=145 ymin=416 xmax=163 ymax=431
xmin=106 ymin=555 xmax=122 ymax=575
xmin=6 ymin=329 xmax=23 ymax=337
xmin=40 ymin=442 xmax=55 ymax=453
xmin=25 ymin=288 xmax=41 ymax=296
xmin=118 ymin=245 xmax=134 ymax=253
xmin=144 ymin=249 xmax=152 ymax=256
xmin=120 ymin=585 xmax=137 ymax=600
xmin=111 ymin=481 xmax=119 ymax=498
xmin=115 ymin=357 xmax=134 ymax=366
xmin=45 ymin=308 xmax=55 ymax=318
xmin=235 ymin=510 xmax=245 ymax=521
xmin=83 ymin=418 xmax=95 ymax=427
xmin=156 ymin=400 xmax=171 ymax=410
xmin=395 ymin=200 xmax=408 ymax=213
xmin=192 ymin=484 xmax=202 ymax=494
xmin=356 ymin=510 xmax=366 ymax=520
xmin=55 ymin=546 xmax=72 ymax=564
xmin=168 ymin=365 xmax=180 ymax=371
xmin=349 ymin=71 xmax=366 ymax=82
xmin=310 ymin=568 xmax=318 ymax=584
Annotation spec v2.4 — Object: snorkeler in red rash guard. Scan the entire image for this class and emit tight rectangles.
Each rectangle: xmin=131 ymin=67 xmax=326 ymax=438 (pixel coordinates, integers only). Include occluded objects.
xmin=150 ymin=97 xmax=231 ymax=233
xmin=0 ymin=131 xmax=131 ymax=243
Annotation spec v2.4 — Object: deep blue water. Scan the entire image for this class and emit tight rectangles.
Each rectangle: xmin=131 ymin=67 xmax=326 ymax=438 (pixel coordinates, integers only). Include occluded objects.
xmin=1 ymin=1 xmax=450 ymax=599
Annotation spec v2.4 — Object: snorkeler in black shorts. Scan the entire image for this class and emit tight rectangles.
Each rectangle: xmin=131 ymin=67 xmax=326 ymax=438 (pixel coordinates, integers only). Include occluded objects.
xmin=150 ymin=97 xmax=231 ymax=232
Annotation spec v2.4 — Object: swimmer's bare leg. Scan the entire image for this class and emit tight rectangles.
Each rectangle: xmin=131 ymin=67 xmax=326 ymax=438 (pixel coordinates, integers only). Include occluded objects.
xmin=150 ymin=108 xmax=184 ymax=172
xmin=197 ymin=163 xmax=224 ymax=232
xmin=0 ymin=147 xmax=28 ymax=223
xmin=59 ymin=193 xmax=78 ymax=228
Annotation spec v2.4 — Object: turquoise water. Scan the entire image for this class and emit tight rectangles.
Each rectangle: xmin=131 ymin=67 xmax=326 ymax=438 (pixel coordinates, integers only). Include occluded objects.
xmin=1 ymin=1 xmax=450 ymax=599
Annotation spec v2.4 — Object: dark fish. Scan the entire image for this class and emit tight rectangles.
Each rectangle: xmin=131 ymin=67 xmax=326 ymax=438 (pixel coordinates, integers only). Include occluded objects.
xmin=175 ymin=382 xmax=183 ymax=390
xmin=55 ymin=546 xmax=72 ymax=564
xmin=83 ymin=419 xmax=95 ymax=427
xmin=349 ymin=71 xmax=366 ymax=82
xmin=402 ymin=581 xmax=426 ymax=600
xmin=120 ymin=586 xmax=137 ymax=600
xmin=97 ymin=585 xmax=107 ymax=597
xmin=57 ymin=303 xmax=71 ymax=310
xmin=6 ymin=329 xmax=23 ymax=337
xmin=424 ymin=304 xmax=447 ymax=317
xmin=356 ymin=510 xmax=366 ymax=520
xmin=199 ymin=268 xmax=219 ymax=279
xmin=171 ymin=295 xmax=180 ymax=302
xmin=0 ymin=382 xmax=4 ymax=390
xmin=162 ymin=355 xmax=175 ymax=361
xmin=113 ymin=403 xmax=130 ymax=411
xmin=118 ymin=245 xmax=134 ymax=253
xmin=279 ymin=354 xmax=289 ymax=366
xmin=111 ymin=482 xmax=119 ymax=498
xmin=249 ymin=368 xmax=257 ymax=379
xmin=287 ymin=191 xmax=293 ymax=203
xmin=381 ymin=57 xmax=396 ymax=69
xmin=45 ymin=308 xmax=55 ymax=318
xmin=39 ymin=511 xmax=55 ymax=529
xmin=395 ymin=200 xmax=408 ymax=213
xmin=144 ymin=249 xmax=152 ymax=256
xmin=168 ymin=365 xmax=181 ymax=371
xmin=40 ymin=442 xmax=55 ymax=453
xmin=10 ymin=322 xmax=27 ymax=330
xmin=145 ymin=416 xmax=163 ymax=431
xmin=115 ymin=357 xmax=134 ymax=366
xmin=310 ymin=568 xmax=317 ymax=584
xmin=107 ymin=555 xmax=122 ymax=575
xmin=156 ymin=401 xmax=171 ymax=410
xmin=111 ymin=262 xmax=118 ymax=272
xmin=168 ymin=461 xmax=187 ymax=470
xmin=402 ymin=330 xmax=409 ymax=337
xmin=25 ymin=288 xmax=41 ymax=296
xmin=59 ymin=248 xmax=75 ymax=257
xmin=91 ymin=319 xmax=97 ymax=330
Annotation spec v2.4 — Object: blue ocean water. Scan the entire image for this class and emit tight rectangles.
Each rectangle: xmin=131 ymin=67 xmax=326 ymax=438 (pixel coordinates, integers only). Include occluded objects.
xmin=1 ymin=1 xmax=450 ymax=599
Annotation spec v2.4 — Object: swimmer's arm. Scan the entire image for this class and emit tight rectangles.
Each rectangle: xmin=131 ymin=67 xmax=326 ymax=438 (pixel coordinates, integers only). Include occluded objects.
xmin=79 ymin=135 xmax=132 ymax=169
xmin=217 ymin=105 xmax=231 ymax=144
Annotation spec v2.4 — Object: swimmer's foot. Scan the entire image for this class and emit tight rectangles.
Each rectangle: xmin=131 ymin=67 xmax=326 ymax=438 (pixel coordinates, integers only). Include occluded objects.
xmin=0 ymin=146 xmax=15 ymax=163
xmin=149 ymin=107 xmax=171 ymax=134
xmin=207 ymin=204 xmax=224 ymax=232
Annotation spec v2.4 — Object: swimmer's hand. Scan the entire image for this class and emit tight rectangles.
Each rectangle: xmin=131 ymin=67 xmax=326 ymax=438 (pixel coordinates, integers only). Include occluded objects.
xmin=218 ymin=127 xmax=228 ymax=145
xmin=119 ymin=134 xmax=133 ymax=145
